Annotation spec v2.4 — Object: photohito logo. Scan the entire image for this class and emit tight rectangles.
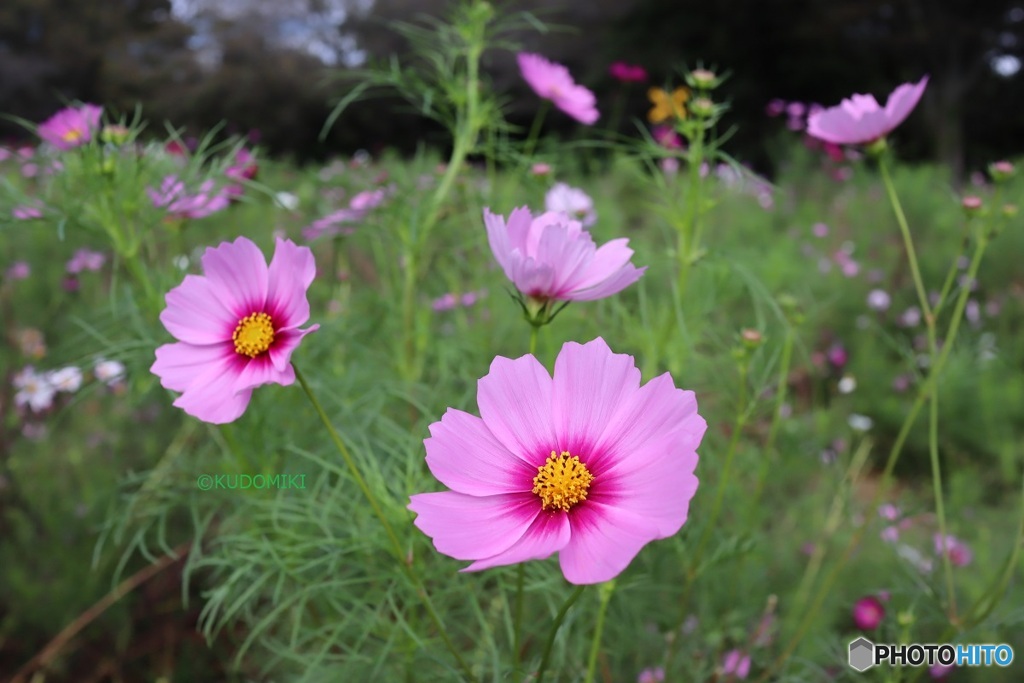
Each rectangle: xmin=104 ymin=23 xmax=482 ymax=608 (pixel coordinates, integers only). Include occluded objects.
xmin=848 ymin=637 xmax=1014 ymax=672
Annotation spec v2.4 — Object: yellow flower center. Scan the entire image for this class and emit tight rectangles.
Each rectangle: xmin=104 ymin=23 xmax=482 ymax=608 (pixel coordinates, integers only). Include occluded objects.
xmin=62 ymin=129 xmax=83 ymax=142
xmin=532 ymin=451 xmax=594 ymax=512
xmin=232 ymin=312 xmax=275 ymax=357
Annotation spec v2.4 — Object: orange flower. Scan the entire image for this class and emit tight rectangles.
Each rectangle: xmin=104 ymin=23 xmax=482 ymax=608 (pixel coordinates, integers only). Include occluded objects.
xmin=647 ymin=86 xmax=690 ymax=124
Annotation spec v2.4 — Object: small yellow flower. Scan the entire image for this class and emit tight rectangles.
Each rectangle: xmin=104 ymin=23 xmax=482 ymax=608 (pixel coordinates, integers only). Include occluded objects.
xmin=647 ymin=86 xmax=690 ymax=124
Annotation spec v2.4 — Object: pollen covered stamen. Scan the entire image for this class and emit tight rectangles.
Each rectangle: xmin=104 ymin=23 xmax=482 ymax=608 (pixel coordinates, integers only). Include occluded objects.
xmin=232 ymin=312 xmax=275 ymax=358
xmin=532 ymin=450 xmax=594 ymax=512
xmin=62 ymin=129 xmax=83 ymax=142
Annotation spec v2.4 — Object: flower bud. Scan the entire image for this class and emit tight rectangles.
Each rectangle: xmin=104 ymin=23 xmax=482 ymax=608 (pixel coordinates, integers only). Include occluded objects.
xmin=988 ymin=160 xmax=1015 ymax=183
xmin=688 ymin=68 xmax=718 ymax=90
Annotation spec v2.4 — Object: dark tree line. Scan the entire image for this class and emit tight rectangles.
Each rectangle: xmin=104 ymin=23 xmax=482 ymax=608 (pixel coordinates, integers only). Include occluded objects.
xmin=1 ymin=0 xmax=1022 ymax=173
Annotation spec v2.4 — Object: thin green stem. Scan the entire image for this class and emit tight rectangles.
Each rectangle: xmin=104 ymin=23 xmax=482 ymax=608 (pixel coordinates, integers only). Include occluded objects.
xmin=677 ymin=121 xmax=706 ymax=299
xmin=879 ymin=158 xmax=932 ymax=322
xmin=529 ymin=326 xmax=539 ymax=356
xmin=751 ymin=328 xmax=795 ymax=512
xmin=536 ymin=584 xmax=586 ymax=683
xmin=929 ymin=387 xmax=958 ymax=620
xmin=513 ymin=564 xmax=525 ymax=666
xmin=756 ymin=235 xmax=989 ymax=682
xmin=585 ymin=582 xmax=615 ymax=683
xmin=522 ymin=100 xmax=550 ymax=163
xmin=294 ymin=365 xmax=475 ymax=681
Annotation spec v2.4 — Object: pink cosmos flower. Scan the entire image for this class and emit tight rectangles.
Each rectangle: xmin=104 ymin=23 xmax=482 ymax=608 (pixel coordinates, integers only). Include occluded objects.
xmin=408 ymin=338 xmax=705 ymax=584
xmin=852 ymin=595 xmax=885 ymax=630
xmin=13 ymin=205 xmax=43 ymax=220
xmin=148 ymin=175 xmax=230 ymax=220
xmin=303 ymin=189 xmax=388 ymax=241
xmin=609 ymin=61 xmax=648 ymax=83
xmin=484 ymin=207 xmax=644 ymax=305
xmin=37 ymin=104 xmax=102 ymax=150
xmin=722 ymin=650 xmax=751 ymax=679
xmin=66 ymin=248 xmax=105 ymax=274
xmin=545 ymin=182 xmax=597 ymax=227
xmin=807 ymin=77 xmax=928 ymax=145
xmin=518 ymin=53 xmax=599 ymax=125
xmin=637 ymin=667 xmax=665 ymax=683
xmin=151 ymin=237 xmax=319 ymax=424
xmin=934 ymin=533 xmax=973 ymax=567
xmin=5 ymin=261 xmax=30 ymax=280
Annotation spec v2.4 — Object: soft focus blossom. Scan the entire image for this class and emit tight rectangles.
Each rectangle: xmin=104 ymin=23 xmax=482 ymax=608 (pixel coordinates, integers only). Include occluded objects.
xmin=531 ymin=162 xmax=552 ymax=176
xmin=484 ymin=207 xmax=645 ymax=306
xmin=881 ymin=526 xmax=900 ymax=543
xmin=827 ymin=343 xmax=848 ymax=369
xmin=807 ymin=77 xmax=928 ymax=145
xmin=648 ymin=86 xmax=689 ymax=124
xmin=637 ymin=667 xmax=665 ymax=683
xmin=48 ymin=366 xmax=83 ymax=393
xmin=5 ymin=261 xmax=30 ymax=280
xmin=878 ymin=504 xmax=901 ymax=520
xmin=929 ymin=663 xmax=954 ymax=679
xmin=94 ymin=358 xmax=127 ymax=385
xmin=609 ymin=61 xmax=648 ymax=83
xmin=13 ymin=367 xmax=56 ymax=413
xmin=274 ymin=192 xmax=300 ymax=210
xmin=812 ymin=222 xmax=829 ymax=237
xmin=16 ymin=328 xmax=46 ymax=358
xmin=408 ymin=338 xmax=705 ymax=584
xmin=148 ymin=176 xmax=230 ymax=220
xmin=867 ymin=289 xmax=891 ymax=311
xmin=518 ymin=53 xmax=599 ymax=125
xmin=544 ymin=182 xmax=597 ymax=227
xmin=934 ymin=534 xmax=973 ymax=567
xmin=652 ymin=125 xmax=682 ymax=149
xmin=838 ymin=375 xmax=857 ymax=394
xmin=722 ymin=650 xmax=751 ymax=679
xmin=303 ymin=189 xmax=388 ymax=240
xmin=37 ymin=104 xmax=102 ymax=150
xmin=66 ymin=248 xmax=105 ymax=274
xmin=151 ymin=237 xmax=319 ymax=424
xmin=13 ymin=205 xmax=43 ymax=220
xmin=848 ymin=414 xmax=873 ymax=432
xmin=765 ymin=99 xmax=786 ymax=117
xmin=226 ymin=148 xmax=258 ymax=183
xmin=852 ymin=595 xmax=885 ymax=630
xmin=899 ymin=306 xmax=922 ymax=327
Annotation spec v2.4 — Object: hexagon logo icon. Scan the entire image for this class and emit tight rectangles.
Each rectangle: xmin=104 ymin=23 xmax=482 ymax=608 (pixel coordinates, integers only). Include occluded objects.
xmin=849 ymin=637 xmax=875 ymax=672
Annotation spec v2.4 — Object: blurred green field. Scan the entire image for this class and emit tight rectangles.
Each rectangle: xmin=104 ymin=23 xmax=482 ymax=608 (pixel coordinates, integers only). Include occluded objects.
xmin=1 ymin=124 xmax=1022 ymax=683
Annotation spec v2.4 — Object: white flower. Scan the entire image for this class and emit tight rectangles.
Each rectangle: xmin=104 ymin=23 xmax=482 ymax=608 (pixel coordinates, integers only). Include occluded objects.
xmin=47 ymin=366 xmax=82 ymax=393
xmin=867 ymin=289 xmax=891 ymax=311
xmin=544 ymin=182 xmax=596 ymax=227
xmin=13 ymin=367 xmax=56 ymax=413
xmin=838 ymin=375 xmax=857 ymax=394
xmin=274 ymin=191 xmax=299 ymax=210
xmin=848 ymin=413 xmax=873 ymax=432
xmin=94 ymin=358 xmax=126 ymax=385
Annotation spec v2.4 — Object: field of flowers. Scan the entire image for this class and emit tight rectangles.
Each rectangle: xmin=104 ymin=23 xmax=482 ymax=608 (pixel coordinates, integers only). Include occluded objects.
xmin=2 ymin=5 xmax=1024 ymax=682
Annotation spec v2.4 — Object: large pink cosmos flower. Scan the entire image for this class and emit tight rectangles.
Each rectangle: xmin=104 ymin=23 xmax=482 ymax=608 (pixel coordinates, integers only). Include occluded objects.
xmin=151 ymin=237 xmax=319 ymax=424
xmin=484 ymin=207 xmax=644 ymax=305
xmin=806 ymin=77 xmax=928 ymax=145
xmin=37 ymin=104 xmax=103 ymax=150
xmin=408 ymin=338 xmax=705 ymax=584
xmin=518 ymin=53 xmax=599 ymax=125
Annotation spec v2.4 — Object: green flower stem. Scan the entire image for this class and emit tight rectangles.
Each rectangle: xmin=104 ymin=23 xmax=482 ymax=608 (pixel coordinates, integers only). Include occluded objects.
xmin=294 ymin=365 xmax=475 ymax=681
xmin=522 ymin=100 xmax=551 ymax=163
xmin=879 ymin=157 xmax=932 ymax=323
xmin=536 ymin=584 xmax=586 ymax=683
xmin=677 ymin=120 xmax=706 ymax=299
xmin=585 ymin=582 xmax=615 ymax=683
xmin=513 ymin=564 xmax=525 ymax=666
xmin=529 ymin=326 xmax=539 ymax=356
xmin=750 ymin=327 xmax=795 ymax=513
xmin=756 ymin=233 xmax=989 ymax=682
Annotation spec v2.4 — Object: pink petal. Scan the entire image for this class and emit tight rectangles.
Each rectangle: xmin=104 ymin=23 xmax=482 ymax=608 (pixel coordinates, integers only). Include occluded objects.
xmin=884 ymin=76 xmax=928 ymax=129
xmin=172 ymin=353 xmax=252 ymax=424
xmin=408 ymin=491 xmax=540 ymax=561
xmin=463 ymin=509 xmax=571 ymax=571
xmin=266 ymin=238 xmax=315 ymax=328
xmin=151 ymin=341 xmax=233 ymax=392
xmin=477 ymin=354 xmax=556 ymax=463
xmin=200 ymin=237 xmax=269 ymax=316
xmin=232 ymin=353 xmax=294 ymax=394
xmin=266 ymin=325 xmax=319 ymax=373
xmin=560 ymin=502 xmax=656 ymax=584
xmin=565 ymin=238 xmax=635 ymax=292
xmin=568 ymin=264 xmax=646 ymax=301
xmin=424 ymin=408 xmax=537 ymax=496
xmin=550 ymin=338 xmax=641 ymax=455
xmin=160 ymin=275 xmax=237 ymax=344
xmin=483 ymin=208 xmax=515 ymax=279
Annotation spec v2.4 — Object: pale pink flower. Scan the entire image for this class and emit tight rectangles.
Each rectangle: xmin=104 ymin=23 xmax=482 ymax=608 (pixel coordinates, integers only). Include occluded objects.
xmin=13 ymin=205 xmax=43 ymax=220
xmin=934 ymin=533 xmax=973 ymax=567
xmin=47 ymin=366 xmax=83 ymax=393
xmin=545 ymin=182 xmax=597 ymax=227
xmin=148 ymin=175 xmax=230 ymax=220
xmin=94 ymin=358 xmax=126 ymax=385
xmin=303 ymin=189 xmax=388 ymax=240
xmin=722 ymin=650 xmax=751 ymax=679
xmin=408 ymin=338 xmax=705 ymax=584
xmin=852 ymin=595 xmax=885 ymax=630
xmin=807 ymin=77 xmax=928 ymax=145
xmin=37 ymin=104 xmax=102 ymax=150
xmin=518 ymin=53 xmax=599 ymax=125
xmin=151 ymin=237 xmax=319 ymax=424
xmin=531 ymin=162 xmax=552 ymax=176
xmin=637 ymin=667 xmax=665 ymax=683
xmin=13 ymin=367 xmax=56 ymax=413
xmin=5 ymin=261 xmax=30 ymax=280
xmin=66 ymin=248 xmax=105 ymax=274
xmin=484 ymin=207 xmax=644 ymax=304
xmin=867 ymin=289 xmax=891 ymax=311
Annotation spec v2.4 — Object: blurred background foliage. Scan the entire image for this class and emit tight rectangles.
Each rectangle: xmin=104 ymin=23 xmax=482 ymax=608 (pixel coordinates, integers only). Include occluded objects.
xmin=1 ymin=0 xmax=1023 ymax=174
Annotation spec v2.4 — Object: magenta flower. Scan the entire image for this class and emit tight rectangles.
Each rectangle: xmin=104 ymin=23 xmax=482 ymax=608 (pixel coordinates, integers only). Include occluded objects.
xmin=13 ymin=205 xmax=43 ymax=220
xmin=37 ymin=104 xmax=102 ymax=150
xmin=517 ymin=53 xmax=599 ymax=125
xmin=408 ymin=338 xmax=705 ymax=584
xmin=807 ymin=77 xmax=928 ymax=145
xmin=148 ymin=175 xmax=230 ymax=220
xmin=66 ymin=248 xmax=105 ymax=274
xmin=484 ymin=207 xmax=645 ymax=307
xmin=151 ymin=237 xmax=319 ymax=424
xmin=609 ymin=61 xmax=648 ymax=83
xmin=722 ymin=650 xmax=751 ymax=679
xmin=852 ymin=595 xmax=885 ymax=630
xmin=934 ymin=533 xmax=973 ymax=567
xmin=303 ymin=189 xmax=388 ymax=241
